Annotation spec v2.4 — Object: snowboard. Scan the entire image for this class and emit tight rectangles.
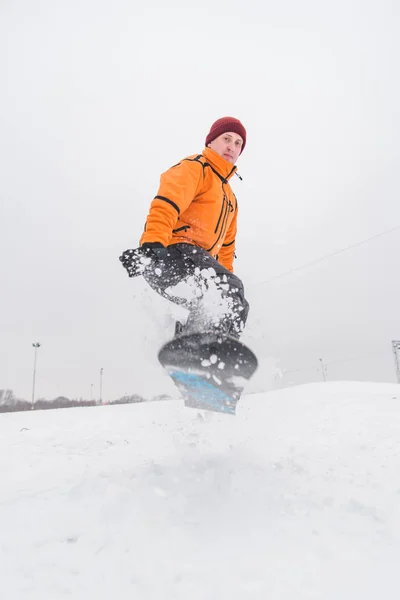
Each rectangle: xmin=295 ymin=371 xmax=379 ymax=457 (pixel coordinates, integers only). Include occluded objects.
xmin=158 ymin=332 xmax=258 ymax=415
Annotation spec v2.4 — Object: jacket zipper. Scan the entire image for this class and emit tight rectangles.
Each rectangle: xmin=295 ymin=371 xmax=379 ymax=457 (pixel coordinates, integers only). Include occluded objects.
xmin=208 ymin=200 xmax=230 ymax=253
xmin=220 ymin=203 xmax=231 ymax=241
xmin=208 ymin=178 xmax=236 ymax=252
xmin=214 ymin=197 xmax=226 ymax=233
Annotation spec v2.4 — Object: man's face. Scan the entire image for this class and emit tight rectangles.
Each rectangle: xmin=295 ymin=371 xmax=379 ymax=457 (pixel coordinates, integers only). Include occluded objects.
xmin=208 ymin=131 xmax=243 ymax=164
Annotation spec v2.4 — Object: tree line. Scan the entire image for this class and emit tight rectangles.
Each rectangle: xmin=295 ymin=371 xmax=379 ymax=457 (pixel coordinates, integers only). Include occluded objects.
xmin=0 ymin=389 xmax=161 ymax=413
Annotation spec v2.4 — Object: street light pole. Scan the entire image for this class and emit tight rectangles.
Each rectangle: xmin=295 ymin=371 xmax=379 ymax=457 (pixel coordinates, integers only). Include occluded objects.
xmin=32 ymin=342 xmax=41 ymax=408
xmin=90 ymin=383 xmax=94 ymax=402
xmin=319 ymin=357 xmax=327 ymax=382
xmin=100 ymin=368 xmax=103 ymax=404
xmin=392 ymin=341 xmax=400 ymax=383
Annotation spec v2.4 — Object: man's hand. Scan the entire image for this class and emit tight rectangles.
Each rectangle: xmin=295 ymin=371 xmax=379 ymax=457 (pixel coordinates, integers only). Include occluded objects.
xmin=141 ymin=242 xmax=166 ymax=257
xmin=119 ymin=243 xmax=166 ymax=278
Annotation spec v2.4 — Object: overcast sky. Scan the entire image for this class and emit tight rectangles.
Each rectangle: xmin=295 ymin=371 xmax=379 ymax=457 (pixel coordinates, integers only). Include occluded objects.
xmin=1 ymin=0 xmax=399 ymax=401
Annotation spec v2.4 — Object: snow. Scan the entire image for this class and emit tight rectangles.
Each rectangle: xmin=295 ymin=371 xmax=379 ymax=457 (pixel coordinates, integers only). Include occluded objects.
xmin=1 ymin=381 xmax=400 ymax=599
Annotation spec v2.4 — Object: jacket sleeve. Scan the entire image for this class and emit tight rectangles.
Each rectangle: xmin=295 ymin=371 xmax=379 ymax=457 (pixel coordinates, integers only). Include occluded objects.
xmin=140 ymin=160 xmax=203 ymax=247
xmin=218 ymin=208 xmax=237 ymax=272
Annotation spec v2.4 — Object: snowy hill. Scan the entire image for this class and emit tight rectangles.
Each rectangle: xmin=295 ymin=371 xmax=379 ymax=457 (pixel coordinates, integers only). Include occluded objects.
xmin=1 ymin=382 xmax=400 ymax=600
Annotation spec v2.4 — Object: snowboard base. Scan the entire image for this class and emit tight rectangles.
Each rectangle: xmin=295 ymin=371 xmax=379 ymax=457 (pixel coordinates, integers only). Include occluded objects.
xmin=158 ymin=332 xmax=258 ymax=415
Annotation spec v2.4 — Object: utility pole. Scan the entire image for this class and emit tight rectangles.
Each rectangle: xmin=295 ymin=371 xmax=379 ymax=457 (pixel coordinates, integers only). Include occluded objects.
xmin=90 ymin=383 xmax=94 ymax=402
xmin=319 ymin=357 xmax=327 ymax=382
xmin=31 ymin=342 xmax=41 ymax=408
xmin=100 ymin=368 xmax=103 ymax=404
xmin=392 ymin=341 xmax=400 ymax=383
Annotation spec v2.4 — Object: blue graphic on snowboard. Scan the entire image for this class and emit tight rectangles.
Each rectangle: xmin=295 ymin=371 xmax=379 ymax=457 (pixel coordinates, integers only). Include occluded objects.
xmin=169 ymin=369 xmax=237 ymax=415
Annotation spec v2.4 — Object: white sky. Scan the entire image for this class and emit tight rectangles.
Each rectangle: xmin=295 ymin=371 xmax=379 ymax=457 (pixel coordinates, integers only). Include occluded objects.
xmin=1 ymin=0 xmax=400 ymax=400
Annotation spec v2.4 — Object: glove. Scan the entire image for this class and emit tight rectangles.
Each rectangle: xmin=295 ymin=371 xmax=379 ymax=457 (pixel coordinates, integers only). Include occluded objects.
xmin=119 ymin=243 xmax=166 ymax=278
xmin=141 ymin=242 xmax=166 ymax=259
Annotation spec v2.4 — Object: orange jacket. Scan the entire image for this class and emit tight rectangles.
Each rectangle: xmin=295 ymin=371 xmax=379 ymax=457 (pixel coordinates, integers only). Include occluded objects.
xmin=140 ymin=147 xmax=239 ymax=272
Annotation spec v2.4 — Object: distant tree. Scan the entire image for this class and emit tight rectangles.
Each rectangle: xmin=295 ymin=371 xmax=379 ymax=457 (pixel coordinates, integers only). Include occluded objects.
xmin=13 ymin=400 xmax=31 ymax=412
xmin=110 ymin=394 xmax=145 ymax=405
xmin=32 ymin=396 xmax=97 ymax=411
xmin=0 ymin=390 xmax=32 ymax=413
xmin=0 ymin=389 xmax=16 ymax=406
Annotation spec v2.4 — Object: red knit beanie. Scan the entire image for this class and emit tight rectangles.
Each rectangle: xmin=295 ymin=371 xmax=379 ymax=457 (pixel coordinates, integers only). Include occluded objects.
xmin=205 ymin=117 xmax=247 ymax=154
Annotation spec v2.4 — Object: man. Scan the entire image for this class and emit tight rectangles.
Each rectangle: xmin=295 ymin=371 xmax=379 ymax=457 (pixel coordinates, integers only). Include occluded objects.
xmin=120 ymin=116 xmax=249 ymax=339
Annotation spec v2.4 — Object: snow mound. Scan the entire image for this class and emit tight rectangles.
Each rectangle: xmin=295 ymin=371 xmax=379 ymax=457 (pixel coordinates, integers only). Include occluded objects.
xmin=1 ymin=382 xmax=399 ymax=599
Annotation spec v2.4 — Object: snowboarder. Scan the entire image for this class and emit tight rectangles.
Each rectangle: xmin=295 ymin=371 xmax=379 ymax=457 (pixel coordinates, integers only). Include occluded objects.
xmin=120 ymin=116 xmax=249 ymax=340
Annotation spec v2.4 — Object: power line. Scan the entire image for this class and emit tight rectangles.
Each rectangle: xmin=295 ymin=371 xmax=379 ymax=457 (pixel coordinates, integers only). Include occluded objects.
xmin=254 ymin=224 xmax=400 ymax=287
xmin=268 ymin=352 xmax=387 ymax=382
